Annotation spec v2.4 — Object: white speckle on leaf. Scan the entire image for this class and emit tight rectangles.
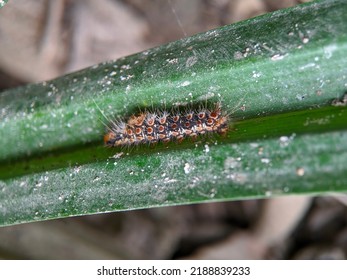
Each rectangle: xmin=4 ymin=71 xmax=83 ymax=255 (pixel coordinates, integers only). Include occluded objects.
xmin=40 ymin=124 xmax=48 ymax=130
xmin=74 ymin=166 xmax=81 ymax=174
xmin=178 ymin=81 xmax=191 ymax=87
xmin=271 ymin=54 xmax=286 ymax=61
xmin=164 ymin=178 xmax=177 ymax=184
xmin=279 ymin=136 xmax=290 ymax=147
xmin=296 ymin=167 xmax=305 ymax=176
xmin=197 ymin=92 xmax=215 ymax=100
xmin=250 ymin=143 xmax=259 ymax=148
xmin=120 ymin=75 xmax=134 ymax=81
xmin=265 ymin=191 xmax=272 ymax=197
xmin=234 ymin=51 xmax=243 ymax=60
xmin=186 ymin=56 xmax=198 ymax=67
xmin=299 ymin=63 xmax=316 ymax=70
xmin=167 ymin=58 xmax=178 ymax=64
xmin=252 ymin=71 xmax=261 ymax=78
xmin=324 ymin=44 xmax=337 ymax=59
xmin=302 ymin=37 xmax=309 ymax=44
xmin=261 ymin=158 xmax=270 ymax=164
xmin=184 ymin=163 xmax=191 ymax=174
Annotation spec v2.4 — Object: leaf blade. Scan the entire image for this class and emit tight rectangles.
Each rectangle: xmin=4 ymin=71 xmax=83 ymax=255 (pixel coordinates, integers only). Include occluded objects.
xmin=1 ymin=0 xmax=347 ymax=226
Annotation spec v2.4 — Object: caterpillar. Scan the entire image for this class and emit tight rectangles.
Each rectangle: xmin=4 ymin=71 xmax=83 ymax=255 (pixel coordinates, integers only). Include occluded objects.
xmin=104 ymin=103 xmax=229 ymax=147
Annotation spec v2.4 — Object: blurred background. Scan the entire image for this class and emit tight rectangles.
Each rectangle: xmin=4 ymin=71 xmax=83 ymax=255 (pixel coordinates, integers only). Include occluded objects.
xmin=1 ymin=0 xmax=347 ymax=259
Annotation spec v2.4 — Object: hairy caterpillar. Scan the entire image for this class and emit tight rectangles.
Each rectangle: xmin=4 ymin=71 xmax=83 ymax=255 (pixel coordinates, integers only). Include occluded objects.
xmin=104 ymin=103 xmax=228 ymax=147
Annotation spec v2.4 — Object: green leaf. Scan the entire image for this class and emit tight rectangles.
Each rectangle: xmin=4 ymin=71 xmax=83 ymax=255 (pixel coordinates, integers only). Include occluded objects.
xmin=1 ymin=0 xmax=347 ymax=226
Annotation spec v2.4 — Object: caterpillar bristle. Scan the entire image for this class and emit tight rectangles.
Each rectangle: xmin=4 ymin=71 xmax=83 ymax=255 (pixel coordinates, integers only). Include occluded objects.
xmin=104 ymin=103 xmax=229 ymax=147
